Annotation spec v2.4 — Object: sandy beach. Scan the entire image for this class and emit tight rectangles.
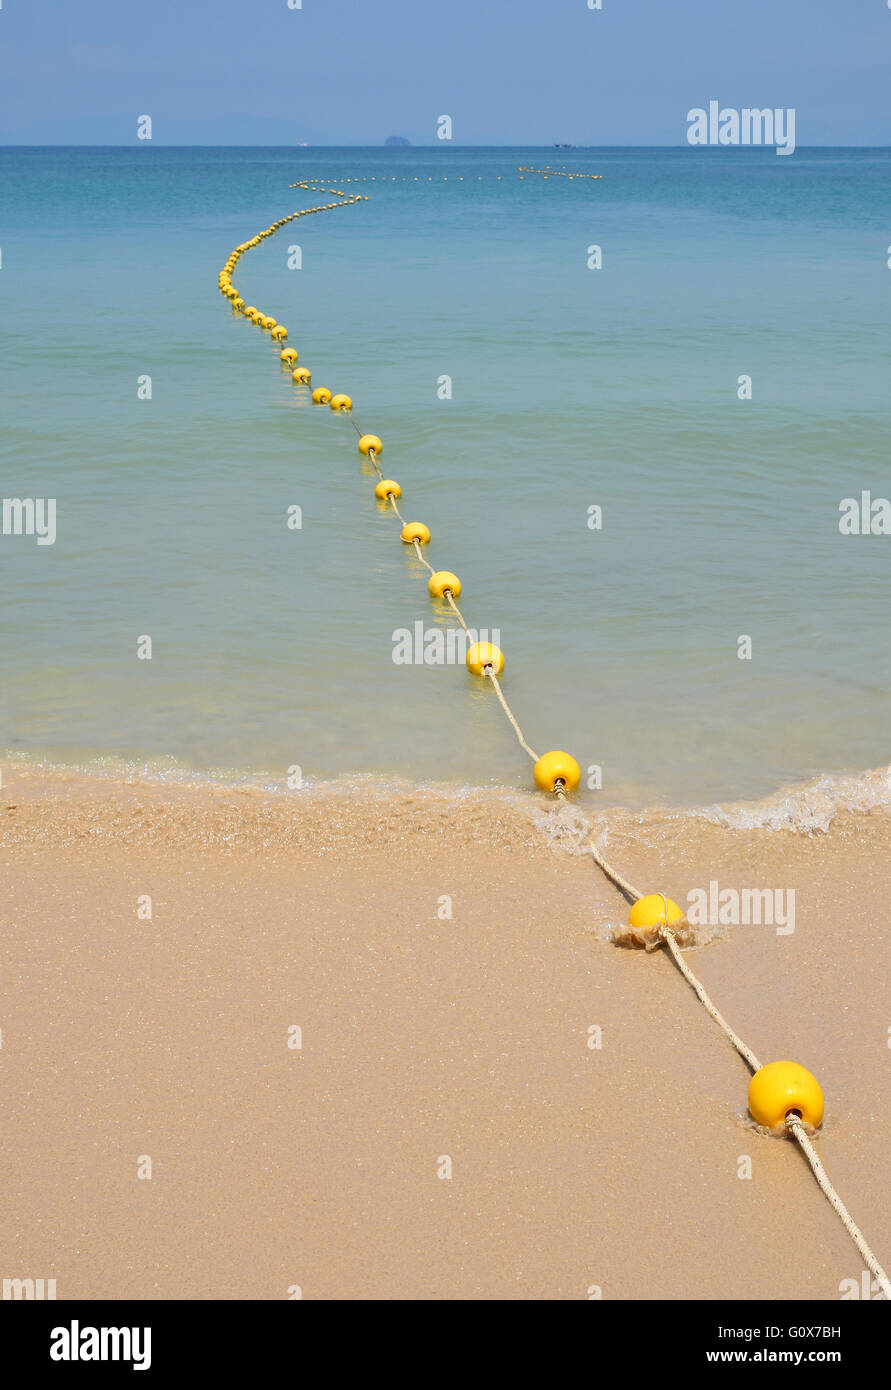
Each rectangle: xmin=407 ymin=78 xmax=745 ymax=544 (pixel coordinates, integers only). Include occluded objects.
xmin=2 ymin=763 xmax=889 ymax=1300
xmin=4 ymin=0 xmax=891 ymax=1335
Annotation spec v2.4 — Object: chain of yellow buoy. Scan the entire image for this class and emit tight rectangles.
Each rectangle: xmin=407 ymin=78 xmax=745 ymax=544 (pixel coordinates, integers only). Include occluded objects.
xmin=517 ymin=165 xmax=604 ymax=180
xmin=221 ymin=183 xmax=560 ymax=788
xmin=333 ymin=406 xmax=543 ymax=765
xmin=217 ymin=180 xmax=891 ymax=1298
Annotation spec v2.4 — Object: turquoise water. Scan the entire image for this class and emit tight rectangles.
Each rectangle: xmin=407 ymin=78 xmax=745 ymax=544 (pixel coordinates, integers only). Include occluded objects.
xmin=2 ymin=146 xmax=890 ymax=805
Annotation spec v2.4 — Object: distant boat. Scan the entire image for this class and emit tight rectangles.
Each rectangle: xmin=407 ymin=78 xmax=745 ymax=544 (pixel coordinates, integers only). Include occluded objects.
xmin=554 ymin=143 xmax=573 ymax=149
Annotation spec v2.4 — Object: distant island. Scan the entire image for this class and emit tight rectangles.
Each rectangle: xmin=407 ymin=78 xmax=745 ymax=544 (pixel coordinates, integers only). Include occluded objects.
xmin=385 ymin=135 xmax=411 ymax=147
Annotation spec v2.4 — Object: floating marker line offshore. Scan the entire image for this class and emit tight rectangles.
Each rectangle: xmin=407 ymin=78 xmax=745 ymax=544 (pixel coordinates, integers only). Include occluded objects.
xmin=517 ymin=165 xmax=604 ymax=180
xmin=216 ymin=176 xmax=890 ymax=1299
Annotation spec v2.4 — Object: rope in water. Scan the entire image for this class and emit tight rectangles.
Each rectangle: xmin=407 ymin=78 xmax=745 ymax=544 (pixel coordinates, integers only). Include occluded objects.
xmin=340 ymin=319 xmax=544 ymax=767
xmin=358 ymin=429 xmax=541 ymax=763
xmin=216 ymin=174 xmax=890 ymax=1300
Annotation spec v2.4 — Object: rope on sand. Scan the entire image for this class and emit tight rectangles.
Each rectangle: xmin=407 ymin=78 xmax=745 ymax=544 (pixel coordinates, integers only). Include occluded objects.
xmin=215 ymin=172 xmax=890 ymax=1301
xmin=658 ymin=922 xmax=762 ymax=1075
xmin=662 ymin=920 xmax=890 ymax=1295
xmin=661 ymin=914 xmax=890 ymax=1296
xmin=786 ymin=1116 xmax=891 ymax=1300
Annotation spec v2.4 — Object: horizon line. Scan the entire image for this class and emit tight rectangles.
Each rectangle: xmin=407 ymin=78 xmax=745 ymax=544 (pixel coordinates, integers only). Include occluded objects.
xmin=2 ymin=141 xmax=890 ymax=150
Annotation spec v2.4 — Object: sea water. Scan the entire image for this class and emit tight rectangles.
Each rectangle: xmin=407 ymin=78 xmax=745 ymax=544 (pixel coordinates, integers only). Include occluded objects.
xmin=2 ymin=145 xmax=890 ymax=805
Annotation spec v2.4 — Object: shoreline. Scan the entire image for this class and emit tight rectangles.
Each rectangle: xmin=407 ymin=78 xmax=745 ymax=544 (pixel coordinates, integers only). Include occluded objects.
xmin=3 ymin=752 xmax=891 ymax=833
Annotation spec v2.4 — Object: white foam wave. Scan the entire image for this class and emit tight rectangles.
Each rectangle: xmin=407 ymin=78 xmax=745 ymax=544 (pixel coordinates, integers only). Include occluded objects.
xmin=694 ymin=766 xmax=891 ymax=834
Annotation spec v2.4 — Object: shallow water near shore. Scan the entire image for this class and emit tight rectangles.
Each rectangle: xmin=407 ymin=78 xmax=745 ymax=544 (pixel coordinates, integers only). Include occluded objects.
xmin=3 ymin=145 xmax=890 ymax=805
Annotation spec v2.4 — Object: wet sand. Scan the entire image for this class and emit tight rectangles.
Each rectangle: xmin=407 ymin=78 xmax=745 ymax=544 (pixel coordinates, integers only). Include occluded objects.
xmin=1 ymin=765 xmax=889 ymax=1300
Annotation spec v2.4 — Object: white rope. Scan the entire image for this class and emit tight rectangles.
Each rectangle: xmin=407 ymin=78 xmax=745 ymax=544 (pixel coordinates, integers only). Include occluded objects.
xmin=786 ymin=1115 xmax=891 ymax=1299
xmin=658 ymin=925 xmax=762 ymax=1074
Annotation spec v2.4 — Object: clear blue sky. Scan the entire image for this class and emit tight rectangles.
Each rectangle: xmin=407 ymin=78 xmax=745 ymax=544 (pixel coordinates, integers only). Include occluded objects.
xmin=1 ymin=0 xmax=888 ymax=145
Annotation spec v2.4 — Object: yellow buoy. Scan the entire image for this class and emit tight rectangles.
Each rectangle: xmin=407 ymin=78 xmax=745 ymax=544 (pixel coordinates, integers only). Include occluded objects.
xmin=466 ymin=641 xmax=504 ymax=677
xmin=330 ymin=393 xmax=353 ymax=411
xmin=374 ymin=479 xmax=401 ymax=500
xmin=428 ymin=571 xmax=461 ymax=599
xmin=271 ymin=325 xmax=288 ymax=340
xmin=280 ymin=348 xmax=298 ymax=364
xmin=627 ymin=895 xmax=684 ymax=930
xmin=261 ymin=316 xmax=276 ymax=331
xmin=748 ymin=1062 xmax=824 ymax=1130
xmin=244 ymin=306 xmax=257 ymax=317
xmin=312 ymin=387 xmax=333 ymax=404
xmin=533 ymin=751 xmax=581 ymax=793
xmin=401 ymin=522 xmax=430 ymax=545
xmin=233 ymin=298 xmax=244 ymax=310
xmin=358 ymin=434 xmax=382 ymax=456
xmin=292 ymin=367 xmax=312 ymax=384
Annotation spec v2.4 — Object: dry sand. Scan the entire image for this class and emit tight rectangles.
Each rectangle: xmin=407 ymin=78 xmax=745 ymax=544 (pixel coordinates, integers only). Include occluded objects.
xmin=1 ymin=764 xmax=889 ymax=1300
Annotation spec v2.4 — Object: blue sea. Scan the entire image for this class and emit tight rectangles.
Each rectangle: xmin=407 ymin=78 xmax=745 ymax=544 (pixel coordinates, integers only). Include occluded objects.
xmin=2 ymin=146 xmax=890 ymax=806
